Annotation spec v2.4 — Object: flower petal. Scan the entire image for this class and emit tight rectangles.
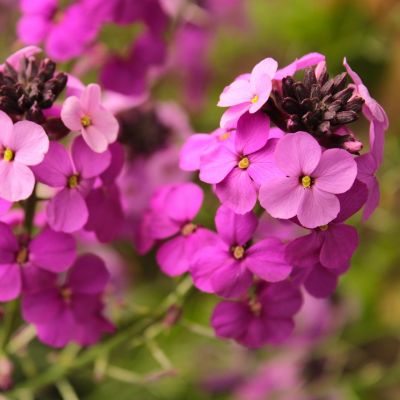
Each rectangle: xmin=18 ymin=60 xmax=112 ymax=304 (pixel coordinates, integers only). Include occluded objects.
xmin=61 ymin=96 xmax=83 ymax=131
xmin=0 ymin=162 xmax=35 ymax=202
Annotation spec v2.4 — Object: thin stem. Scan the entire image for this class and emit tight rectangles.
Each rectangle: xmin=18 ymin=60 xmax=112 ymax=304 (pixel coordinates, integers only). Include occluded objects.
xmin=23 ymin=187 xmax=37 ymax=236
xmin=0 ymin=300 xmax=18 ymax=354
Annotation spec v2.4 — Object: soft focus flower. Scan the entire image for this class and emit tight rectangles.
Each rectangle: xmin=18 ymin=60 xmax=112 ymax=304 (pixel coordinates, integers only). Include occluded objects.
xmin=0 ymin=111 xmax=49 ymax=201
xmin=0 ymin=223 xmax=76 ymax=302
xmin=22 ymin=254 xmax=113 ymax=348
xmin=61 ymin=84 xmax=119 ymax=153
xmin=259 ymin=132 xmax=357 ymax=228
xmin=211 ymin=281 xmax=302 ymax=348
xmin=190 ymin=205 xmax=292 ymax=298
xmin=200 ymin=112 xmax=279 ymax=214
xmin=33 ymin=136 xmax=111 ymax=233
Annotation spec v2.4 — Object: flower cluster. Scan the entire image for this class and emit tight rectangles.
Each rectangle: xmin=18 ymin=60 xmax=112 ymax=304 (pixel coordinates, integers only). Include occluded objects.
xmin=138 ymin=52 xmax=389 ymax=348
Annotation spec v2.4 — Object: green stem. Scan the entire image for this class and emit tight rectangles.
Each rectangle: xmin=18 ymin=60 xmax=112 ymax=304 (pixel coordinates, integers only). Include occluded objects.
xmin=0 ymin=300 xmax=18 ymax=354
xmin=23 ymin=187 xmax=37 ymax=236
xmin=6 ymin=276 xmax=193 ymax=398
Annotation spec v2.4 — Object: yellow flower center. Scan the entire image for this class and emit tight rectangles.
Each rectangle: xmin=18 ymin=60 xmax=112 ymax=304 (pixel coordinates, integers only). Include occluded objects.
xmin=81 ymin=115 xmax=92 ymax=128
xmin=3 ymin=148 xmax=14 ymax=162
xmin=251 ymin=95 xmax=259 ymax=104
xmin=218 ymin=132 xmax=231 ymax=141
xmin=233 ymin=245 xmax=245 ymax=260
xmin=16 ymin=247 xmax=28 ymax=265
xmin=61 ymin=287 xmax=72 ymax=303
xmin=301 ymin=175 xmax=312 ymax=188
xmin=68 ymin=174 xmax=79 ymax=189
xmin=319 ymin=225 xmax=329 ymax=231
xmin=181 ymin=223 xmax=197 ymax=236
xmin=249 ymin=298 xmax=262 ymax=316
xmin=238 ymin=157 xmax=250 ymax=169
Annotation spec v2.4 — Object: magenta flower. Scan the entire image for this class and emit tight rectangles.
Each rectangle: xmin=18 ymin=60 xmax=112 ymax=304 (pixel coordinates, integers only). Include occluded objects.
xmin=61 ymin=84 xmax=119 ymax=153
xmin=259 ymin=132 xmax=357 ymax=228
xmin=211 ymin=281 xmax=302 ymax=348
xmin=0 ymin=111 xmax=49 ymax=202
xmin=32 ymin=136 xmax=111 ymax=233
xmin=274 ymin=52 xmax=325 ymax=80
xmin=344 ymin=58 xmax=388 ymax=165
xmin=285 ymin=180 xmax=367 ymax=270
xmin=200 ymin=112 xmax=279 ymax=214
xmin=218 ymin=58 xmax=278 ymax=119
xmin=0 ymin=223 xmax=76 ymax=302
xmin=190 ymin=206 xmax=292 ymax=298
xmin=148 ymin=183 xmax=216 ymax=276
xmin=17 ymin=0 xmax=103 ymax=62
xmin=22 ymin=254 xmax=113 ymax=348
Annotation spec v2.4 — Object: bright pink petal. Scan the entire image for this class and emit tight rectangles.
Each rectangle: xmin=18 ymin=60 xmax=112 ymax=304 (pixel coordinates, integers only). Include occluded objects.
xmin=275 ymin=132 xmax=321 ymax=176
xmin=320 ymin=224 xmax=358 ymax=269
xmin=215 ymin=205 xmax=257 ymax=246
xmin=0 ymin=222 xmax=19 ymax=262
xmin=156 ymin=235 xmax=190 ymax=276
xmin=29 ymin=229 xmax=76 ymax=273
xmin=31 ymin=142 xmax=72 ymax=187
xmin=245 ymin=238 xmax=292 ymax=282
xmin=61 ymin=96 xmax=83 ymax=131
xmin=47 ymin=188 xmax=88 ymax=233
xmin=199 ymin=145 xmax=237 ymax=184
xmin=164 ymin=183 xmax=203 ymax=222
xmin=0 ymin=111 xmax=14 ymax=146
xmin=275 ymin=52 xmax=325 ymax=80
xmin=179 ymin=134 xmax=215 ymax=171
xmin=11 ymin=121 xmax=48 ymax=166
xmin=220 ymin=103 xmax=250 ymax=129
xmin=362 ymin=177 xmax=380 ymax=222
xmin=313 ymin=149 xmax=357 ymax=194
xmin=71 ymin=136 xmax=111 ymax=179
xmin=22 ymin=289 xmax=63 ymax=324
xmin=81 ymin=84 xmax=102 ymax=115
xmin=4 ymin=46 xmax=42 ymax=70
xmin=69 ymin=254 xmax=110 ymax=294
xmin=0 ymin=162 xmax=35 ymax=202
xmin=0 ymin=264 xmax=21 ymax=301
xmin=235 ymin=111 xmax=270 ymax=154
xmin=215 ymin=168 xmax=258 ymax=214
xmin=297 ymin=188 xmax=339 ymax=229
xmin=259 ymin=176 xmax=304 ymax=220
xmin=218 ymin=79 xmax=252 ymax=107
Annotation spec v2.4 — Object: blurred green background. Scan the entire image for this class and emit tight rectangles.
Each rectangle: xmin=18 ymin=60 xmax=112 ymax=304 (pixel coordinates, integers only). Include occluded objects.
xmin=2 ymin=0 xmax=400 ymax=399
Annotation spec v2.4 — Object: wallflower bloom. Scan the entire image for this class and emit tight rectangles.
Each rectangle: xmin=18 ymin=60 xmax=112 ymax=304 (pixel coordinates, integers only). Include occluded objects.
xmin=218 ymin=58 xmax=278 ymax=118
xmin=61 ymin=84 xmax=119 ymax=153
xmin=0 ymin=111 xmax=49 ymax=201
xmin=259 ymin=132 xmax=357 ymax=228
xmin=32 ymin=136 xmax=111 ymax=233
xmin=200 ymin=112 xmax=279 ymax=214
xmin=190 ymin=206 xmax=292 ymax=298
xmin=0 ymin=223 xmax=76 ymax=301
xmin=148 ymin=183 xmax=215 ymax=276
xmin=211 ymin=282 xmax=302 ymax=348
xmin=22 ymin=254 xmax=113 ymax=348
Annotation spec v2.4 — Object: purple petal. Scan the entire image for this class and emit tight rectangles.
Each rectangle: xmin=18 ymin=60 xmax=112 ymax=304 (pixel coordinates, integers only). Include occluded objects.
xmin=313 ymin=149 xmax=357 ymax=194
xmin=220 ymin=103 xmax=249 ymax=129
xmin=235 ymin=112 xmax=270 ymax=155
xmin=285 ymin=231 xmax=323 ymax=268
xmin=100 ymin=142 xmax=125 ymax=184
xmin=47 ymin=188 xmax=88 ymax=233
xmin=199 ymin=145 xmax=237 ymax=184
xmin=336 ymin=179 xmax=368 ymax=222
xmin=156 ymin=235 xmax=190 ymax=276
xmin=362 ymin=177 xmax=380 ymax=222
xmin=0 ymin=222 xmax=19 ymax=263
xmin=179 ymin=133 xmax=214 ymax=171
xmin=245 ymin=238 xmax=292 ymax=282
xmin=320 ymin=223 xmax=358 ymax=269
xmin=304 ymin=264 xmax=338 ymax=298
xmin=275 ymin=132 xmax=321 ymax=176
xmin=297 ymin=188 xmax=339 ymax=229
xmin=215 ymin=205 xmax=258 ymax=246
xmin=218 ymin=79 xmax=252 ymax=107
xmin=0 ymin=264 xmax=21 ymax=301
xmin=71 ymin=136 xmax=111 ymax=179
xmin=68 ymin=254 xmax=110 ymax=294
xmin=215 ymin=168 xmax=258 ymax=214
xmin=29 ymin=228 xmax=76 ymax=273
xmin=0 ymin=162 xmax=35 ymax=202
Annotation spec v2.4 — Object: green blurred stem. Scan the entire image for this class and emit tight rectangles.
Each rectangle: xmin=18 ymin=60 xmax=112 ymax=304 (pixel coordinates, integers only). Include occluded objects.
xmin=23 ymin=186 xmax=37 ymax=236
xmin=0 ymin=300 xmax=18 ymax=353
xmin=6 ymin=276 xmax=193 ymax=398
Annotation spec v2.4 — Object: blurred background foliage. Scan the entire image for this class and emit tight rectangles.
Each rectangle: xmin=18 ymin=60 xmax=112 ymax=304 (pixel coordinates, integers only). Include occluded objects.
xmin=1 ymin=0 xmax=400 ymax=399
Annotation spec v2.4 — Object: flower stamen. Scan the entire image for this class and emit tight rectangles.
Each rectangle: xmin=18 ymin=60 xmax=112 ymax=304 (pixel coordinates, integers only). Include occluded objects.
xmin=81 ymin=115 xmax=92 ymax=128
xmin=3 ymin=148 xmax=14 ymax=162
xmin=251 ymin=95 xmax=259 ymax=104
xmin=68 ymin=174 xmax=80 ymax=189
xmin=16 ymin=247 xmax=28 ymax=265
xmin=301 ymin=175 xmax=312 ymax=188
xmin=238 ymin=157 xmax=250 ymax=169
xmin=319 ymin=225 xmax=329 ymax=231
xmin=232 ymin=245 xmax=245 ymax=260
xmin=181 ymin=223 xmax=197 ymax=236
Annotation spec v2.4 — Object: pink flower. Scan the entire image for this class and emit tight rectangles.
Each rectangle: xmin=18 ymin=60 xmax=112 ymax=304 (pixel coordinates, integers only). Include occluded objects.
xmin=0 ymin=111 xmax=49 ymax=201
xmin=217 ymin=58 xmax=278 ymax=122
xmin=148 ymin=183 xmax=216 ymax=276
xmin=22 ymin=254 xmax=113 ymax=348
xmin=274 ymin=52 xmax=325 ymax=80
xmin=259 ymin=132 xmax=357 ymax=228
xmin=211 ymin=281 xmax=303 ymax=348
xmin=200 ymin=112 xmax=279 ymax=214
xmin=285 ymin=180 xmax=367 ymax=270
xmin=32 ymin=136 xmax=111 ymax=233
xmin=190 ymin=206 xmax=292 ymax=298
xmin=61 ymin=84 xmax=119 ymax=153
xmin=0 ymin=223 xmax=76 ymax=302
